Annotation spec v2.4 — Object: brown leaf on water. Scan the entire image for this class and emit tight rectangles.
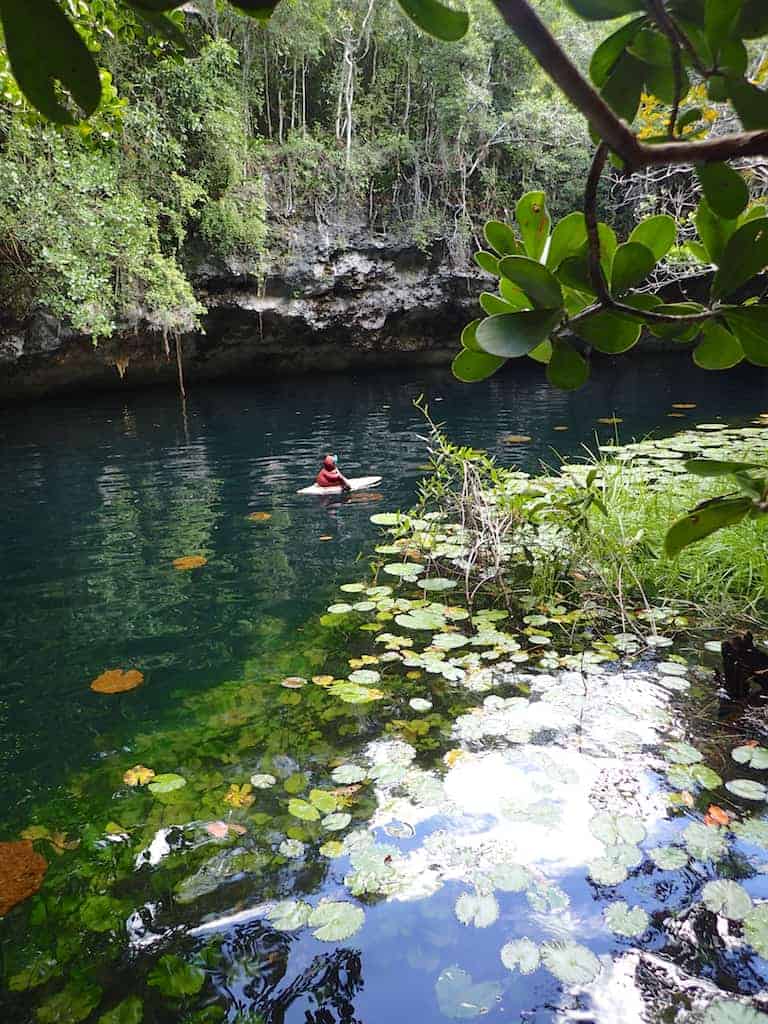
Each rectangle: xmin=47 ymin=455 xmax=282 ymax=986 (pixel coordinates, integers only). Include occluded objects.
xmin=90 ymin=668 xmax=144 ymax=694
xmin=312 ymin=675 xmax=335 ymax=687
xmin=597 ymin=416 xmax=623 ymax=425
xmin=281 ymin=676 xmax=307 ymax=689
xmin=248 ymin=512 xmax=272 ymax=522
xmin=672 ymin=403 xmax=696 ymax=409
xmin=680 ymin=790 xmax=695 ymax=808
xmin=503 ymin=434 xmax=532 ymax=444
xmin=553 ymin=426 xmax=568 ymax=432
xmin=319 ymin=536 xmax=333 ymax=542
xmin=0 ymin=841 xmax=47 ymax=916
xmin=172 ymin=555 xmax=207 ymax=570
xmin=705 ymin=805 xmax=731 ymax=827
xmin=668 ymin=413 xmax=686 ymax=418
xmin=347 ymin=492 xmax=383 ymax=503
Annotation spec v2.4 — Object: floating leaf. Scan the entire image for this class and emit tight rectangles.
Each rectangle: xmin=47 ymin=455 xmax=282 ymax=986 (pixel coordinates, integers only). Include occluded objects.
xmin=284 ymin=772 xmax=308 ymax=794
xmin=435 ymin=966 xmax=501 ymax=1020
xmin=320 ymin=840 xmax=344 ymax=858
xmin=500 ymin=938 xmax=540 ymax=975
xmin=0 ymin=840 xmax=47 ymax=916
xmin=331 ymin=764 xmax=367 ymax=784
xmin=733 ymin=746 xmax=768 ymax=770
xmin=247 ymin=511 xmax=272 ymax=522
xmin=726 ymin=779 xmax=767 ymax=801
xmin=309 ymin=789 xmax=338 ymax=813
xmin=455 ymin=892 xmax=499 ymax=928
xmin=649 ymin=845 xmax=688 ymax=870
xmin=587 ymin=858 xmax=628 ymax=885
xmin=604 ymin=901 xmax=649 ymax=937
xmin=702 ymin=879 xmax=753 ymax=920
xmin=744 ymin=903 xmax=768 ymax=958
xmin=123 ymin=765 xmax=155 ymax=786
xmin=279 ymin=839 xmax=305 ymax=858
xmin=409 ymin=698 xmax=433 ymax=711
xmin=665 ymin=742 xmax=704 ymax=765
xmin=370 ymin=513 xmax=406 ymax=526
xmin=172 ymin=555 xmax=207 ymax=570
xmin=322 ymin=812 xmax=352 ymax=831
xmin=683 ymin=822 xmax=727 ymax=860
xmin=250 ymin=773 xmax=277 ymax=788
xmin=329 ymin=681 xmax=385 ymax=703
xmin=491 ymin=863 xmax=533 ymax=892
xmin=348 ymin=669 xmax=380 ymax=685
xmin=225 ymin=783 xmax=254 ymax=808
xmin=734 ymin=819 xmax=768 ymax=847
xmin=589 ymin=811 xmax=646 ymax=845
xmin=267 ymin=900 xmax=312 ymax=931
xmin=90 ymin=669 xmax=144 ymax=694
xmin=383 ymin=562 xmax=424 ymax=578
xmin=147 ymin=773 xmax=186 ymax=795
xmin=309 ymin=900 xmax=365 ymax=941
xmin=541 ymin=941 xmax=601 ymax=985
xmin=288 ymin=798 xmax=320 ymax=821
xmin=703 ymin=999 xmax=768 ymax=1024
xmin=147 ymin=955 xmax=205 ymax=998
xmin=280 ymin=676 xmax=307 ymax=689
xmin=418 ymin=577 xmax=458 ymax=591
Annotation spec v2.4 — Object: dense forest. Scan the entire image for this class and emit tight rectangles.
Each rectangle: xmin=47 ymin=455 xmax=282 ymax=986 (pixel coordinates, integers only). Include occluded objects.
xmin=0 ymin=0 xmax=598 ymax=342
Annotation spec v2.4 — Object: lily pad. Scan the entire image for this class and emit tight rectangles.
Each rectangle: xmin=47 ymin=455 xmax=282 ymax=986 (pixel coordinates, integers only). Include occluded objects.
xmin=733 ymin=747 xmax=768 ymax=770
xmin=455 ymin=891 xmax=499 ymax=929
xmin=250 ymin=773 xmax=277 ymax=789
xmin=726 ymin=779 xmax=768 ymax=801
xmin=288 ymin=798 xmax=321 ymax=821
xmin=703 ymin=1000 xmax=768 ymax=1024
xmin=370 ymin=513 xmax=406 ymax=526
xmin=147 ymin=773 xmax=186 ymax=795
xmin=491 ymin=863 xmax=532 ymax=893
xmin=500 ymin=938 xmax=540 ymax=975
xmin=664 ymin=742 xmax=704 ymax=765
xmin=348 ymin=669 xmax=381 ymax=685
xmin=331 ymin=764 xmax=367 ymax=784
xmin=541 ymin=941 xmax=601 ymax=985
xmin=702 ymin=879 xmax=753 ymax=920
xmin=418 ymin=578 xmax=458 ymax=592
xmin=435 ymin=966 xmax=501 ymax=1020
xmin=589 ymin=812 xmax=646 ymax=846
xmin=147 ymin=955 xmax=204 ymax=997
xmin=279 ymin=839 xmax=306 ymax=858
xmin=267 ymin=900 xmax=312 ymax=931
xmin=604 ymin=901 xmax=649 ymax=937
xmin=409 ymin=698 xmax=433 ymax=711
xmin=309 ymin=900 xmax=365 ymax=941
xmin=329 ymin=681 xmax=385 ymax=704
xmin=733 ymin=819 xmax=768 ymax=847
xmin=309 ymin=789 xmax=338 ymax=813
xmin=683 ymin=822 xmax=727 ymax=860
xmin=383 ymin=563 xmax=424 ymax=578
xmin=744 ymin=903 xmax=768 ymax=958
xmin=649 ymin=845 xmax=688 ymax=870
xmin=322 ymin=812 xmax=352 ymax=831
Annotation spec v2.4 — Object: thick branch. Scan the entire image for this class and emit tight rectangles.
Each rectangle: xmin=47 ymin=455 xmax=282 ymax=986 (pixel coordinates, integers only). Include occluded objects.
xmin=490 ymin=0 xmax=768 ymax=169
xmin=585 ymin=144 xmax=610 ymax=303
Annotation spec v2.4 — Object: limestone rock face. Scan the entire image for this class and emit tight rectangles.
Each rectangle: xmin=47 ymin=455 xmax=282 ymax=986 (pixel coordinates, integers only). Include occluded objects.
xmin=0 ymin=225 xmax=482 ymax=402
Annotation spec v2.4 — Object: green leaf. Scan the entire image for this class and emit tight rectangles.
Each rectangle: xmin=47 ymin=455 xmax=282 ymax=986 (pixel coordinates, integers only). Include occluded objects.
xmin=36 ymin=981 xmax=102 ymax=1024
xmin=702 ymin=879 xmax=753 ymax=920
xmin=712 ymin=219 xmax=768 ymax=299
xmin=288 ymin=798 xmax=321 ymax=821
xmin=147 ymin=773 xmax=187 ymax=795
xmin=678 ymin=106 xmax=704 ymax=132
xmin=665 ymin=741 xmax=703 ymax=764
xmin=435 ymin=967 xmax=501 ymax=1020
xmin=98 ymin=997 xmax=144 ymax=1024
xmin=455 ymin=891 xmax=499 ymax=928
xmin=461 ymin=319 xmax=483 ymax=352
xmin=693 ymin=322 xmax=744 ymax=369
xmin=266 ymin=899 xmax=312 ymax=930
xmin=309 ymin=788 xmax=337 ymax=813
xmin=309 ymin=899 xmax=365 ymax=941
xmin=474 ymin=251 xmax=500 ymax=275
xmin=719 ymin=38 xmax=748 ymax=77
xmin=611 ymin=242 xmax=656 ymax=295
xmin=629 ymin=215 xmax=677 ymax=261
xmin=0 ymin=0 xmax=102 ymax=123
xmin=739 ymin=0 xmax=768 ymax=37
xmin=476 ymin=310 xmax=562 ymax=358
xmin=685 ymin=458 xmax=762 ymax=477
xmin=732 ymin=745 xmax=768 ymax=769
xmin=724 ymin=306 xmax=768 ymax=366
xmin=604 ymin=901 xmax=649 ymax=937
xmin=80 ymin=895 xmax=124 ymax=933
xmin=705 ymin=0 xmax=742 ymax=53
xmin=557 ymin=254 xmax=595 ymax=295
xmin=147 ymin=955 xmax=204 ymax=998
xmin=479 ymin=292 xmax=520 ymax=316
xmin=484 ymin=220 xmax=519 ymax=256
xmin=516 ymin=191 xmax=550 ymax=262
xmin=546 ymin=212 xmax=588 ymax=271
xmin=452 ymin=349 xmax=505 ymax=383
xmin=601 ymin=52 xmax=644 ymax=122
xmin=565 ymin=0 xmax=645 ymax=19
xmin=546 ymin=340 xmax=589 ymax=390
xmin=648 ymin=302 xmax=706 ymax=341
xmin=696 ymin=198 xmax=736 ymax=265
xmin=528 ymin=339 xmax=553 ymax=363
xmin=726 ymin=779 xmax=767 ymax=801
xmin=394 ymin=0 xmax=469 ymax=41
xmin=500 ymin=938 xmax=540 ymax=975
xmin=498 ymin=256 xmax=563 ymax=308
xmin=687 ymin=240 xmax=711 ymax=263
xmin=322 ymin=811 xmax=351 ymax=831
xmin=227 ymin=0 xmax=283 ymax=20
xmin=745 ymin=902 xmax=768 ymax=958
xmin=572 ymin=310 xmax=641 ymax=353
xmin=683 ymin=821 xmax=727 ymax=860
xmin=728 ymin=77 xmax=768 ymax=131
xmin=628 ymin=27 xmax=674 ymax=65
xmin=696 ymin=163 xmax=749 ymax=220
xmin=665 ymin=496 xmax=752 ymax=557
xmin=541 ymin=941 xmax=601 ymax=984
xmin=589 ymin=15 xmax=647 ymax=86
xmin=704 ymin=999 xmax=768 ymax=1024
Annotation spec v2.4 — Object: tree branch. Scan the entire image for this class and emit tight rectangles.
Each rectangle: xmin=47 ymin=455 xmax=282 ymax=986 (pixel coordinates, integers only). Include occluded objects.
xmin=585 ymin=144 xmax=610 ymax=303
xmin=490 ymin=0 xmax=768 ymax=169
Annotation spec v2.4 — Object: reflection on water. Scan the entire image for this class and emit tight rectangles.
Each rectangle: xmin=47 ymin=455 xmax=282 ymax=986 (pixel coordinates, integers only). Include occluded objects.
xmin=3 ymin=357 xmax=768 ymax=1022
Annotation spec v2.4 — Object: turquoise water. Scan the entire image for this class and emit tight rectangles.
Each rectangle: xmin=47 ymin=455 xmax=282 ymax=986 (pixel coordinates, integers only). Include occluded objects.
xmin=2 ymin=355 xmax=768 ymax=1023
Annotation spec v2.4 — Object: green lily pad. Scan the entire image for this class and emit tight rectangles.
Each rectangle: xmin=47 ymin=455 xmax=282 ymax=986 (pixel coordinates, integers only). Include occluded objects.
xmin=370 ymin=513 xmax=406 ymax=526
xmin=147 ymin=955 xmax=204 ymax=998
xmin=329 ymin=681 xmax=384 ymax=703
xmin=250 ymin=773 xmax=276 ymax=788
xmin=683 ymin=822 xmax=727 ymax=860
xmin=288 ymin=798 xmax=321 ymax=821
xmin=309 ymin=900 xmax=365 ymax=941
xmin=309 ymin=789 xmax=337 ymax=813
xmin=702 ymin=879 xmax=753 ymax=920
xmin=733 ymin=819 xmax=768 ymax=847
xmin=266 ymin=900 xmax=312 ymax=931
xmin=649 ymin=845 xmax=688 ymax=870
xmin=733 ymin=746 xmax=768 ymax=770
xmin=383 ymin=563 xmax=424 ymax=578
xmin=331 ymin=764 xmax=367 ymax=784
xmin=147 ymin=773 xmax=187 ymax=795
xmin=418 ymin=578 xmax=458 ymax=592
xmin=322 ymin=812 xmax=352 ymax=831
xmin=455 ymin=892 xmax=499 ymax=928
xmin=726 ymin=779 xmax=767 ymax=801
xmin=703 ymin=999 xmax=768 ymax=1024
xmin=664 ymin=742 xmax=703 ymax=765
xmin=500 ymin=938 xmax=540 ymax=975
xmin=744 ymin=903 xmax=768 ymax=958
xmin=589 ymin=811 xmax=646 ymax=845
xmin=348 ymin=669 xmax=380 ymax=685
xmin=541 ymin=941 xmax=601 ymax=985
xmin=604 ymin=901 xmax=649 ymax=937
xmin=435 ymin=966 xmax=501 ymax=1019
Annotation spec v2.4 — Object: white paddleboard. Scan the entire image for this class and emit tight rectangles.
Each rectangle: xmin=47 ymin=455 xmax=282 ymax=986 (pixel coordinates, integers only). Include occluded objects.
xmin=297 ymin=475 xmax=382 ymax=496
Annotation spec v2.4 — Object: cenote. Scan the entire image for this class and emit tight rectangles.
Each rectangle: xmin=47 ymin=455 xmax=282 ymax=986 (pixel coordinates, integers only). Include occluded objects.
xmin=4 ymin=354 xmax=768 ymax=1024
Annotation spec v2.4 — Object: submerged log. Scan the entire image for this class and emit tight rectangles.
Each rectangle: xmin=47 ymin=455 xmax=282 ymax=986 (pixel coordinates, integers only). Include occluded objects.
xmin=719 ymin=631 xmax=768 ymax=701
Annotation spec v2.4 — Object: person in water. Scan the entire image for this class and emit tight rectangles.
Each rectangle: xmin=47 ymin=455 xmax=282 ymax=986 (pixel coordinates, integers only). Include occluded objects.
xmin=316 ymin=454 xmax=351 ymax=491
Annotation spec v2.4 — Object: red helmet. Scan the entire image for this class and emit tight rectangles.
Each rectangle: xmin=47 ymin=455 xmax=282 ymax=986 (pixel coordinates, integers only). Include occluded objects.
xmin=323 ymin=454 xmax=335 ymax=469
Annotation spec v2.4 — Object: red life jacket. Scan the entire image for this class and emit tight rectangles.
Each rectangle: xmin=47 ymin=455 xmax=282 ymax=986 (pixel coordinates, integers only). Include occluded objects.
xmin=316 ymin=467 xmax=342 ymax=487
